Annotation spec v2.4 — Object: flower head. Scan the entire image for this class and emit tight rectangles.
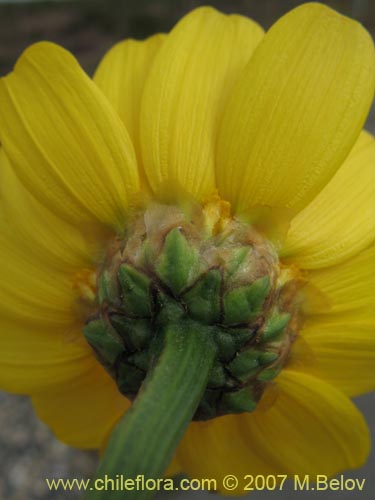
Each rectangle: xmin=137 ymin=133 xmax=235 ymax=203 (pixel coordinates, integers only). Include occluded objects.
xmin=0 ymin=2 xmax=374 ymax=493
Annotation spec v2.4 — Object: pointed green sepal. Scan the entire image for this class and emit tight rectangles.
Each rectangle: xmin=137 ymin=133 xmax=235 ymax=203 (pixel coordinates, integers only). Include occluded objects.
xmin=155 ymin=291 xmax=185 ymax=324
xmin=127 ymin=350 xmax=152 ymax=372
xmin=97 ymin=269 xmax=118 ymax=306
xmin=228 ymin=350 xmax=260 ymax=381
xmin=83 ymin=319 xmax=124 ymax=364
xmin=207 ymin=362 xmax=227 ymax=388
xmin=257 ymin=366 xmax=282 ymax=382
xmin=221 ymin=388 xmax=257 ymax=414
xmin=226 ymin=246 xmax=252 ymax=279
xmin=182 ymin=269 xmax=222 ymax=324
xmin=229 ymin=328 xmax=256 ymax=350
xmin=214 ymin=327 xmax=253 ymax=362
xmin=214 ymin=330 xmax=237 ymax=362
xmin=223 ymin=275 xmax=270 ymax=325
xmin=117 ymin=363 xmax=145 ymax=396
xmin=261 ymin=311 xmax=291 ymax=342
xmin=110 ymin=315 xmax=153 ymax=351
xmin=258 ymin=351 xmax=279 ymax=365
xmin=118 ymin=264 xmax=152 ymax=317
xmin=156 ymin=227 xmax=198 ymax=295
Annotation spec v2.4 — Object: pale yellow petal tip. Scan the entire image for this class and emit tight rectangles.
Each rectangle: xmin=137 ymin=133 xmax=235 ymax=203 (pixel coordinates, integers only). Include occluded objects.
xmin=182 ymin=5 xmax=220 ymax=17
xmin=289 ymin=1 xmax=365 ymax=19
xmin=13 ymin=41 xmax=75 ymax=70
xmin=284 ymin=1 xmax=375 ymax=92
xmin=229 ymin=12 xmax=264 ymax=37
xmin=101 ymin=32 xmax=166 ymax=54
xmin=131 ymin=32 xmax=167 ymax=45
xmin=5 ymin=41 xmax=82 ymax=90
xmin=0 ymin=42 xmax=62 ymax=81
xmin=290 ymin=1 xmax=375 ymax=45
xmin=180 ymin=4 xmax=264 ymax=31
xmin=182 ymin=4 xmax=261 ymax=27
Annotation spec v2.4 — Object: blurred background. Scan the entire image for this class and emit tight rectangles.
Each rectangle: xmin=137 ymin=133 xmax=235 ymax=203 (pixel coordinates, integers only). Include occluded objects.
xmin=0 ymin=0 xmax=374 ymax=499
xmin=1 ymin=0 xmax=375 ymax=76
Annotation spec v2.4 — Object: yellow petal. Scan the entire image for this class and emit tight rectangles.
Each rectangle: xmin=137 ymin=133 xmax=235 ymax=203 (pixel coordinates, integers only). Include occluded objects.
xmin=239 ymin=371 xmax=370 ymax=475
xmin=0 ymin=321 xmax=93 ymax=394
xmin=178 ymin=417 xmax=277 ymax=495
xmin=94 ymin=34 xmax=165 ymax=186
xmin=301 ymin=318 xmax=375 ymax=397
xmin=0 ymin=224 xmax=77 ymax=327
xmin=281 ymin=131 xmax=375 ymax=269
xmin=304 ymin=244 xmax=375 ymax=317
xmin=0 ymin=149 xmax=94 ymax=272
xmin=178 ymin=371 xmax=369 ymax=490
xmin=140 ymin=7 xmax=264 ymax=201
xmin=32 ymin=362 xmax=130 ymax=449
xmin=217 ymin=3 xmax=375 ymax=215
xmin=0 ymin=42 xmax=140 ymax=229
xmin=165 ymin=457 xmax=181 ymax=478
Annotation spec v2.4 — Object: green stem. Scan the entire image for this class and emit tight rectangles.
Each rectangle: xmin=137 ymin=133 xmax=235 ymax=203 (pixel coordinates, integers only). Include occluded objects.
xmin=86 ymin=320 xmax=217 ymax=500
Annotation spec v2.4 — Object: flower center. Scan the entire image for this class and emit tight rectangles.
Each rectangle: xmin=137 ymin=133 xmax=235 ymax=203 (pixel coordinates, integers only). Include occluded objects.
xmin=84 ymin=199 xmax=301 ymax=420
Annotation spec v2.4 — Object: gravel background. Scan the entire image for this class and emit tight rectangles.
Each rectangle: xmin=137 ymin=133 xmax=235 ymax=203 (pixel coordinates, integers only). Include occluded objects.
xmin=0 ymin=1 xmax=374 ymax=499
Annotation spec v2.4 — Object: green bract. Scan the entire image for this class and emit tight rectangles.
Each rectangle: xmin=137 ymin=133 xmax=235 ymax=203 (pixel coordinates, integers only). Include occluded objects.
xmin=84 ymin=203 xmax=295 ymax=419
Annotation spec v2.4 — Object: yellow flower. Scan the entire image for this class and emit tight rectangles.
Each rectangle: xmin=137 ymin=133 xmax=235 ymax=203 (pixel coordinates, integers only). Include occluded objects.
xmin=0 ymin=2 xmax=374 ymax=494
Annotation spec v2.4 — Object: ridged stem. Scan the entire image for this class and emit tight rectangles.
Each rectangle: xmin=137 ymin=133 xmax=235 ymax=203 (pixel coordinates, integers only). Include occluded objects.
xmin=86 ymin=320 xmax=217 ymax=500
